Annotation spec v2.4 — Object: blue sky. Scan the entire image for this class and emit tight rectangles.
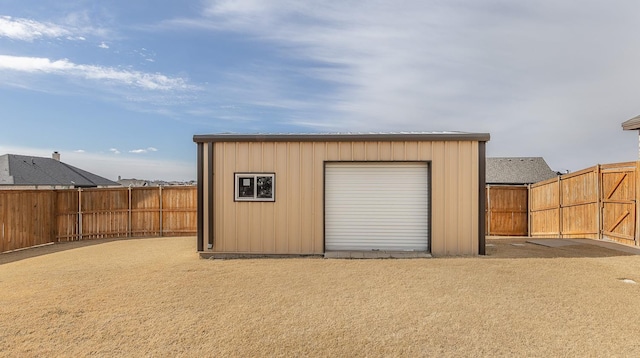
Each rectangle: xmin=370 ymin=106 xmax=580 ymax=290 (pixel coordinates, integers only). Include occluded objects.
xmin=1 ymin=1 xmax=640 ymax=181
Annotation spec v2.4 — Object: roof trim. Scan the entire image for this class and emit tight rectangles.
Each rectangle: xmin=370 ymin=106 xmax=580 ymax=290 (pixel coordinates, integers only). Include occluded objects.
xmin=193 ymin=132 xmax=491 ymax=143
xmin=622 ymin=115 xmax=640 ymax=130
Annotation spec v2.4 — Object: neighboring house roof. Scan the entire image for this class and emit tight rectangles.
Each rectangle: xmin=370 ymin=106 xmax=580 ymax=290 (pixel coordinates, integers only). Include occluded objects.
xmin=118 ymin=179 xmax=151 ymax=187
xmin=0 ymin=154 xmax=119 ymax=187
xmin=622 ymin=115 xmax=640 ymax=130
xmin=487 ymin=157 xmax=557 ymax=185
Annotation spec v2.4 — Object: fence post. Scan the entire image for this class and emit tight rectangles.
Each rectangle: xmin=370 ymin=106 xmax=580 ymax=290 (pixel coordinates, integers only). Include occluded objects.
xmin=636 ymin=161 xmax=640 ymax=246
xmin=597 ymin=164 xmax=602 ymax=240
xmin=128 ymin=187 xmax=132 ymax=238
xmin=558 ymin=175 xmax=562 ymax=238
xmin=527 ymin=184 xmax=531 ymax=237
xmin=486 ymin=185 xmax=491 ymax=236
xmin=159 ymin=186 xmax=163 ymax=237
xmin=78 ymin=188 xmax=83 ymax=241
xmin=51 ymin=190 xmax=58 ymax=243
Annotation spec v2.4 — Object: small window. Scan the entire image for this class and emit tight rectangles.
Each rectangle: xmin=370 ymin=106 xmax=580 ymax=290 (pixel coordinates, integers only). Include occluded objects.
xmin=235 ymin=173 xmax=275 ymax=202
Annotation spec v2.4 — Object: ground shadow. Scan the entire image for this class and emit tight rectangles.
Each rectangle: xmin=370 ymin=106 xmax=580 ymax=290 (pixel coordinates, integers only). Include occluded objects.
xmin=485 ymin=237 xmax=639 ymax=259
xmin=0 ymin=237 xmax=161 ymax=265
xmin=4 ymin=236 xmax=638 ymax=263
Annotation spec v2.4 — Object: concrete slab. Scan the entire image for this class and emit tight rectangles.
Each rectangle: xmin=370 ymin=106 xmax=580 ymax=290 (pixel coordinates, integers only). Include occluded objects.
xmin=324 ymin=251 xmax=432 ymax=259
xmin=526 ymin=238 xmax=640 ymax=255
xmin=527 ymin=239 xmax=582 ymax=248
xmin=573 ymin=239 xmax=640 ymax=255
xmin=199 ymin=252 xmax=323 ymax=259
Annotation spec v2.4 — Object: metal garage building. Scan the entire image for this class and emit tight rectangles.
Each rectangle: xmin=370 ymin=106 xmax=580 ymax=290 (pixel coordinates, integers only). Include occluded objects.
xmin=193 ymin=132 xmax=490 ymax=257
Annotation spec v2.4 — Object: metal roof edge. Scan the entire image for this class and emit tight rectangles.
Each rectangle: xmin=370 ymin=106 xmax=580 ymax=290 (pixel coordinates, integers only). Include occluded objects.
xmin=622 ymin=115 xmax=640 ymax=130
xmin=193 ymin=132 xmax=491 ymax=143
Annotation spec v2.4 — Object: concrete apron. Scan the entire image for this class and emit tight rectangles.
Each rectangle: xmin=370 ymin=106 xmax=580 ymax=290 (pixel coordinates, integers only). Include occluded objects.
xmin=324 ymin=251 xmax=432 ymax=259
xmin=527 ymin=238 xmax=640 ymax=255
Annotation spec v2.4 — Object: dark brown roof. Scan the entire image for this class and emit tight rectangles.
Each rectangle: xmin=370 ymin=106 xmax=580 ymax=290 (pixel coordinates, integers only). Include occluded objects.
xmin=194 ymin=132 xmax=490 ymax=143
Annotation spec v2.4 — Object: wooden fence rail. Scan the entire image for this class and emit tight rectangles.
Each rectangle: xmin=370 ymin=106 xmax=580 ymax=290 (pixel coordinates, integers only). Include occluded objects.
xmin=1 ymin=186 xmax=197 ymax=253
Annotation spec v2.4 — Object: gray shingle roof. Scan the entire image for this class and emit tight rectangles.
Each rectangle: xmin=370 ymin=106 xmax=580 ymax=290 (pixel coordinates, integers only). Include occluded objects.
xmin=0 ymin=154 xmax=119 ymax=187
xmin=622 ymin=115 xmax=640 ymax=130
xmin=486 ymin=157 xmax=557 ymax=185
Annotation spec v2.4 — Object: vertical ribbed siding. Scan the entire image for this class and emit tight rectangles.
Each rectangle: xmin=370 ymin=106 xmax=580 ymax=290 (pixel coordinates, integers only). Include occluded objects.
xmin=211 ymin=140 xmax=479 ymax=255
xmin=325 ymin=163 xmax=429 ymax=251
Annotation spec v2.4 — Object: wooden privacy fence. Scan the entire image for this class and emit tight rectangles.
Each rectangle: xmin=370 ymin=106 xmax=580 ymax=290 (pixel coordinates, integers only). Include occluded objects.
xmin=0 ymin=190 xmax=57 ymax=253
xmin=1 ymin=186 xmax=197 ymax=253
xmin=530 ymin=162 xmax=638 ymax=246
xmin=486 ymin=185 xmax=528 ymax=236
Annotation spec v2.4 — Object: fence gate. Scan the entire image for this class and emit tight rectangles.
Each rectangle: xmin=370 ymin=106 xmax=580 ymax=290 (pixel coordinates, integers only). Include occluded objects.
xmin=600 ymin=165 xmax=637 ymax=246
xmin=486 ymin=185 xmax=528 ymax=236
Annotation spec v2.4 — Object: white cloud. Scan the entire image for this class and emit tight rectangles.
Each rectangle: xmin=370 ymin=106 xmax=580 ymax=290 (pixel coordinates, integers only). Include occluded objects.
xmin=0 ymin=55 xmax=195 ymax=91
xmin=74 ymin=149 xmax=86 ymax=153
xmin=0 ymin=14 xmax=111 ymax=42
xmin=164 ymin=0 xmax=640 ymax=170
xmin=109 ymin=148 xmax=121 ymax=155
xmin=129 ymin=147 xmax=159 ymax=154
xmin=0 ymin=15 xmax=73 ymax=41
xmin=98 ymin=42 xmax=109 ymax=49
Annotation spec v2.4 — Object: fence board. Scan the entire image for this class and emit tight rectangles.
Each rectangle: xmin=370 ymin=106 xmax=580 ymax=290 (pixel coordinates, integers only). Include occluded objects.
xmin=162 ymin=187 xmax=197 ymax=236
xmin=562 ymin=203 xmax=598 ymax=238
xmin=56 ymin=190 xmax=79 ymax=241
xmin=530 ymin=208 xmax=560 ymax=238
xmin=131 ymin=187 xmax=161 ymax=237
xmin=561 ymin=170 xmax=597 ymax=207
xmin=81 ymin=188 xmax=129 ymax=239
xmin=530 ymin=179 xmax=561 ymax=237
xmin=0 ymin=190 xmax=57 ymax=252
xmin=530 ymin=180 xmax=559 ymax=211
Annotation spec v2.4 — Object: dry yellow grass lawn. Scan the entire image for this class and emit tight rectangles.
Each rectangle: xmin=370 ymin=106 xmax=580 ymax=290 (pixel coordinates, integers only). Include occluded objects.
xmin=2 ymin=237 xmax=640 ymax=357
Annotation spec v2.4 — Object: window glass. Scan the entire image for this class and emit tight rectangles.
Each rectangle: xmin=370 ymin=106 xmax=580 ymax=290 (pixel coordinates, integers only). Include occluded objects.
xmin=237 ymin=177 xmax=254 ymax=198
xmin=256 ymin=176 xmax=273 ymax=198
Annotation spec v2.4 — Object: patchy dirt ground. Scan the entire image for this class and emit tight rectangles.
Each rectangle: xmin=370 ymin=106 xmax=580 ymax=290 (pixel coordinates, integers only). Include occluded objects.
xmin=2 ymin=236 xmax=640 ymax=357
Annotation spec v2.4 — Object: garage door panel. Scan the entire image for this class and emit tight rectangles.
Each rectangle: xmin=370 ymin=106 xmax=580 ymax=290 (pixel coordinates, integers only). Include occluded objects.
xmin=325 ymin=162 xmax=429 ymax=251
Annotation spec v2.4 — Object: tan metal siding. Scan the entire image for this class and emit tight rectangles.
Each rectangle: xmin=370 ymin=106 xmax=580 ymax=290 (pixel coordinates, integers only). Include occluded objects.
xmin=209 ymin=140 xmax=480 ymax=256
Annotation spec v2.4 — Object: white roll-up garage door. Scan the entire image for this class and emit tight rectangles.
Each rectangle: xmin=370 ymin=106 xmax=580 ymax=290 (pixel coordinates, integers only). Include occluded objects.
xmin=325 ymin=162 xmax=429 ymax=251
